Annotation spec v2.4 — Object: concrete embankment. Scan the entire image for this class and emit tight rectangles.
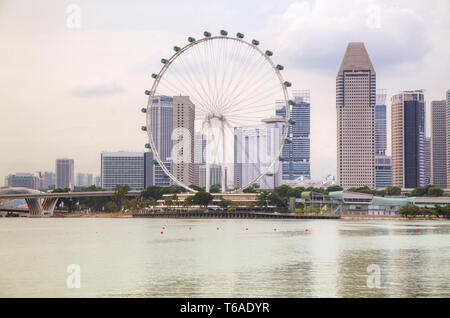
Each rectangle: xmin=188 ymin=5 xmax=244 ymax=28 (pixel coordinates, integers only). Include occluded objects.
xmin=133 ymin=211 xmax=340 ymax=219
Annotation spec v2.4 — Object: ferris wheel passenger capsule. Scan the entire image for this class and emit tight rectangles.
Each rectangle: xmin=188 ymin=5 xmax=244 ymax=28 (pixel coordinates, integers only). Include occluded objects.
xmin=152 ymin=160 xmax=158 ymax=164
xmin=251 ymin=39 xmax=260 ymax=46
xmin=284 ymin=81 xmax=292 ymax=87
xmin=236 ymin=32 xmax=244 ymax=39
xmin=151 ymin=73 xmax=158 ymax=79
xmin=288 ymin=119 xmax=296 ymax=125
xmin=204 ymin=31 xmax=211 ymax=37
xmin=265 ymin=50 xmax=273 ymax=56
xmin=161 ymin=58 xmax=168 ymax=64
xmin=285 ymin=138 xmax=292 ymax=144
xmin=141 ymin=126 xmax=147 ymax=131
xmin=276 ymin=64 xmax=284 ymax=70
xmin=288 ymin=100 xmax=295 ymax=105
xmin=145 ymin=144 xmax=151 ymax=149
xmin=141 ymin=108 xmax=147 ymax=113
xmin=253 ymin=184 xmax=260 ymax=189
xmin=188 ymin=37 xmax=196 ymax=42
xmin=173 ymin=46 xmax=181 ymax=52
xmin=220 ymin=30 xmax=228 ymax=36
xmin=145 ymin=90 xmax=151 ymax=95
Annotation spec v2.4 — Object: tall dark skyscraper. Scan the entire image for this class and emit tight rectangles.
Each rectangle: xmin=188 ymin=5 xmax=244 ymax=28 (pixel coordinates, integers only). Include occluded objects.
xmin=276 ymin=90 xmax=311 ymax=181
xmin=391 ymin=90 xmax=425 ymax=188
xmin=336 ymin=42 xmax=376 ymax=189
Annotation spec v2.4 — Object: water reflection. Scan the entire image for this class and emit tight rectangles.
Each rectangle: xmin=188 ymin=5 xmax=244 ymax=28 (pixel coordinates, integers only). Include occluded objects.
xmin=0 ymin=218 xmax=449 ymax=297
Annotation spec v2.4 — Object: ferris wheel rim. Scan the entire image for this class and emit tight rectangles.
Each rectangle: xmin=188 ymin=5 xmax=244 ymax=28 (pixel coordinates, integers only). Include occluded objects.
xmin=145 ymin=32 xmax=291 ymax=193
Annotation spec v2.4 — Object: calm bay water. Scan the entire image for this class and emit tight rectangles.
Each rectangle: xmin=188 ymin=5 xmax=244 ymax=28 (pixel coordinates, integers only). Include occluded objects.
xmin=0 ymin=218 xmax=449 ymax=297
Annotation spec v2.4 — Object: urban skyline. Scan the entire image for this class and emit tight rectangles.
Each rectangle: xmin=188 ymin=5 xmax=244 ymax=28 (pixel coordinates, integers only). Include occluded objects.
xmin=1 ymin=0 xmax=449 ymax=185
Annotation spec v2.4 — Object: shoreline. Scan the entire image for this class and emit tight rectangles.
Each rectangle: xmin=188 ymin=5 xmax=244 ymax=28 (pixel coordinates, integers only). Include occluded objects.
xmin=2 ymin=211 xmax=449 ymax=221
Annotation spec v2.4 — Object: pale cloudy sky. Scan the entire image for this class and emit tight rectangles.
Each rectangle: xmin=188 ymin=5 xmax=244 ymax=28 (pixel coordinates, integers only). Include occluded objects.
xmin=0 ymin=0 xmax=449 ymax=183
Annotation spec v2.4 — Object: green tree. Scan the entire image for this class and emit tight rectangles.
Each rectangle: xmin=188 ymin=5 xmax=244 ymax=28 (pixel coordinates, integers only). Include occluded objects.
xmin=256 ymin=191 xmax=271 ymax=208
xmin=347 ymin=186 xmax=375 ymax=195
xmin=268 ymin=192 xmax=287 ymax=209
xmin=141 ymin=186 xmax=163 ymax=201
xmin=410 ymin=186 xmax=429 ymax=197
xmin=274 ymin=184 xmax=292 ymax=198
xmin=112 ymin=185 xmax=130 ymax=211
xmin=385 ymin=186 xmax=401 ymax=196
xmin=243 ymin=186 xmax=256 ymax=193
xmin=217 ymin=198 xmax=233 ymax=210
xmin=427 ymin=186 xmax=443 ymax=197
xmin=188 ymin=184 xmax=205 ymax=192
xmin=192 ymin=192 xmax=213 ymax=208
xmin=209 ymin=184 xmax=221 ymax=193
xmin=125 ymin=199 xmax=138 ymax=211
xmin=164 ymin=197 xmax=174 ymax=210
xmin=326 ymin=185 xmax=343 ymax=193
xmin=105 ymin=201 xmax=118 ymax=212
xmin=183 ymin=196 xmax=194 ymax=208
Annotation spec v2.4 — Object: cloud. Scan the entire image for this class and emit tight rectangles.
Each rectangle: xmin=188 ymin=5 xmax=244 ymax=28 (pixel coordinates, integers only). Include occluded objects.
xmin=71 ymin=82 xmax=125 ymax=97
xmin=265 ymin=0 xmax=432 ymax=73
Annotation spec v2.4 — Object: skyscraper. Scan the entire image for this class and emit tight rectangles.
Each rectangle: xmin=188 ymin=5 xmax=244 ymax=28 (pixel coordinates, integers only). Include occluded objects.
xmin=374 ymin=89 xmax=392 ymax=188
xmin=150 ymin=95 xmax=174 ymax=161
xmin=172 ymin=96 xmax=195 ymax=186
xmin=194 ymin=132 xmax=207 ymax=186
xmin=391 ymin=90 xmax=425 ymax=188
xmin=447 ymin=90 xmax=450 ymax=188
xmin=76 ymin=173 xmax=94 ymax=188
xmin=375 ymin=90 xmax=387 ymax=155
xmin=234 ymin=119 xmax=284 ymax=189
xmin=101 ymin=152 xmax=144 ymax=190
xmin=375 ymin=156 xmax=392 ymax=188
xmin=424 ymin=137 xmax=431 ymax=185
xmin=336 ymin=42 xmax=376 ymax=189
xmin=276 ymin=90 xmax=311 ymax=181
xmin=199 ymin=164 xmax=227 ymax=188
xmin=144 ymin=151 xmax=172 ymax=187
xmin=42 ymin=171 xmax=56 ymax=190
xmin=431 ymin=99 xmax=447 ymax=188
xmin=56 ymin=158 xmax=74 ymax=190
xmin=144 ymin=95 xmax=174 ymax=187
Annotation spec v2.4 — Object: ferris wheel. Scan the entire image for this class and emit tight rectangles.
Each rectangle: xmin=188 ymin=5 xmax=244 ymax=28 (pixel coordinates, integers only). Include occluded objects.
xmin=142 ymin=30 xmax=293 ymax=193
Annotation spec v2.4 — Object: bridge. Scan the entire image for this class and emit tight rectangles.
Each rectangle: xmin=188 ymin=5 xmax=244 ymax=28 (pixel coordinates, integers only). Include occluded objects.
xmin=0 ymin=187 xmax=141 ymax=217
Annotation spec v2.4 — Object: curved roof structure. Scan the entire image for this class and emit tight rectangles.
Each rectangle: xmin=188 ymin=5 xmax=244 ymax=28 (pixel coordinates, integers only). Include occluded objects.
xmin=0 ymin=187 xmax=44 ymax=196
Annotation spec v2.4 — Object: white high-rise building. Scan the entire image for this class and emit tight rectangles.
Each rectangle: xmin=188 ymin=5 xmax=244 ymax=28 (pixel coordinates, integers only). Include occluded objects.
xmin=42 ymin=171 xmax=56 ymax=190
xmin=336 ymin=42 xmax=376 ymax=189
xmin=101 ymin=152 xmax=144 ymax=190
xmin=199 ymin=164 xmax=227 ymax=188
xmin=194 ymin=132 xmax=206 ymax=186
xmin=172 ymin=96 xmax=195 ymax=186
xmin=76 ymin=173 xmax=94 ymax=187
xmin=234 ymin=119 xmax=284 ymax=189
xmin=56 ymin=158 xmax=74 ymax=190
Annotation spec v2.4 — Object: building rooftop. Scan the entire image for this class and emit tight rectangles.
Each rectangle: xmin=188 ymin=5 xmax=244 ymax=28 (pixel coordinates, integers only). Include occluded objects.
xmin=338 ymin=42 xmax=375 ymax=74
